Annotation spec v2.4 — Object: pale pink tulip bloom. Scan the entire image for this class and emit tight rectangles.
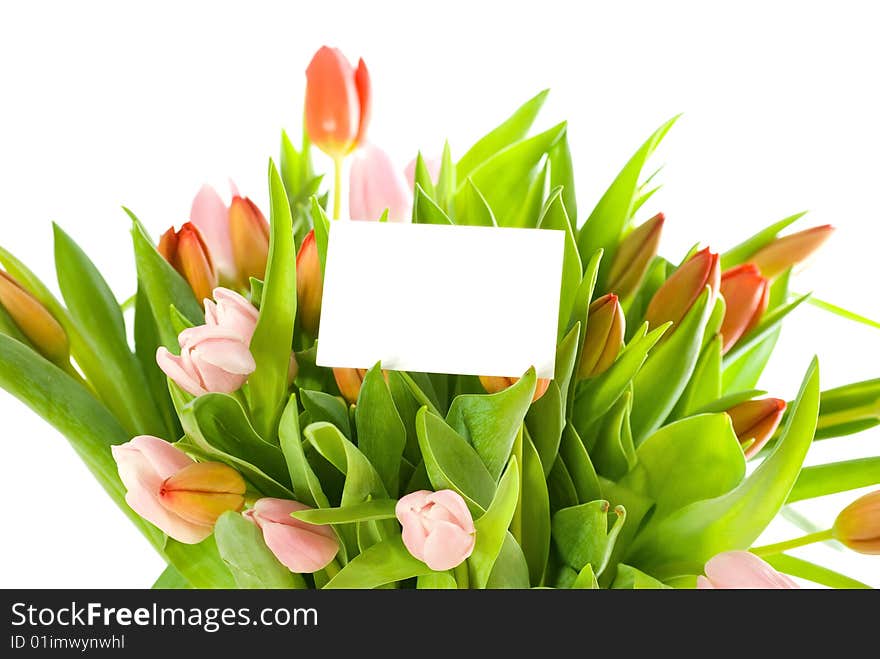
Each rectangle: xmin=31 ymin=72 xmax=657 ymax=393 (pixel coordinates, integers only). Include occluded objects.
xmin=244 ymin=498 xmax=340 ymax=573
xmin=189 ymin=182 xmax=238 ymax=281
xmin=349 ymin=143 xmax=412 ymax=222
xmin=697 ymin=550 xmax=799 ymax=589
xmin=396 ymin=489 xmax=475 ymax=571
xmin=204 ymin=287 xmax=259 ymax=343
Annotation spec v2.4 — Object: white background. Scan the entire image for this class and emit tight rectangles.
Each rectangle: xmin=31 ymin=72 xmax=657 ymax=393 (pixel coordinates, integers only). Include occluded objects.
xmin=1 ymin=1 xmax=878 ymax=587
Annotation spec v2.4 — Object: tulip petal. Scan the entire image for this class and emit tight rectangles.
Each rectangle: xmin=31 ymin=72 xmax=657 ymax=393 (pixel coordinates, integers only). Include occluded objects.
xmin=427 ymin=490 xmax=475 ymax=533
xmin=353 ymin=58 xmax=371 ymax=148
xmin=192 ymin=337 xmax=256 ymax=375
xmin=127 ymin=435 xmax=194 ymax=479
xmin=156 ymin=347 xmax=207 ymax=396
xmin=349 ymin=143 xmax=412 ymax=222
xmin=190 ymin=184 xmax=234 ymax=279
xmin=703 ymin=551 xmax=799 ymax=588
xmin=305 ymin=46 xmax=360 ymax=158
xmin=421 ymin=520 xmax=475 ymax=571
xmin=261 ymin=522 xmax=340 ymax=573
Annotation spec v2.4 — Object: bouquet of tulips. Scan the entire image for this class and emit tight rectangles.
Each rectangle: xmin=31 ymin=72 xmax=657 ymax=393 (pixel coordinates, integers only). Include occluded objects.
xmin=1 ymin=46 xmax=878 ymax=590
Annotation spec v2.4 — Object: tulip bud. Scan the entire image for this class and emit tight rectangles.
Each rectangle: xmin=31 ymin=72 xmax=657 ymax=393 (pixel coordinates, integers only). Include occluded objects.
xmin=726 ymin=397 xmax=786 ymax=458
xmin=229 ymin=196 xmax=270 ymax=287
xmin=349 ymin=144 xmax=412 ymax=221
xmin=606 ymin=213 xmax=665 ymax=298
xmin=296 ymin=229 xmax=323 ymax=337
xmin=160 ymin=461 xmax=247 ymax=527
xmin=833 ymin=490 xmax=880 ymax=555
xmin=245 ymin=498 xmax=340 ymax=573
xmin=0 ymin=270 xmax=69 ymax=364
xmin=396 ymin=489 xmax=475 ymax=571
xmin=577 ymin=293 xmax=625 ymax=380
xmin=305 ymin=46 xmax=371 ymax=159
xmin=750 ymin=224 xmax=834 ymax=279
xmin=158 ymin=222 xmax=217 ymax=303
xmin=334 ymin=368 xmax=367 ymax=405
xmin=719 ymin=264 xmax=769 ymax=353
xmin=697 ymin=550 xmax=798 ymax=589
xmin=478 ymin=375 xmax=550 ymax=402
xmin=644 ymin=247 xmax=720 ymax=329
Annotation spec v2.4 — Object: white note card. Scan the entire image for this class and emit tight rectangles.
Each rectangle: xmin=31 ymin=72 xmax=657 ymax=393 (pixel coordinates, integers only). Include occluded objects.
xmin=315 ymin=221 xmax=564 ymax=379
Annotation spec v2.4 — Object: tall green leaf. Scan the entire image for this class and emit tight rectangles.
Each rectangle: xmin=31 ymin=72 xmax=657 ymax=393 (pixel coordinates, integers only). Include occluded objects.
xmin=356 ymin=363 xmax=407 ymax=495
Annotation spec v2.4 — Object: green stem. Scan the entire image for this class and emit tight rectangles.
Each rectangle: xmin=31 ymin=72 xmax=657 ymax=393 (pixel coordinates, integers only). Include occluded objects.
xmin=751 ymin=528 xmax=834 ymax=557
xmin=332 ymin=157 xmax=343 ymax=220
xmin=322 ymin=558 xmax=341 ymax=580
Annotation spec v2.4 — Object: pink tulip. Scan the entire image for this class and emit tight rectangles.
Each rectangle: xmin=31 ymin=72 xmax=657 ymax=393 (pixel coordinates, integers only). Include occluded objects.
xmin=349 ymin=143 xmax=413 ymax=222
xmin=190 ymin=182 xmax=238 ymax=282
xmin=111 ymin=435 xmax=246 ymax=544
xmin=244 ymin=498 xmax=340 ymax=573
xmin=204 ymin=287 xmax=259 ymax=344
xmin=403 ymin=155 xmax=442 ymax=190
xmin=697 ymin=550 xmax=799 ymax=589
xmin=396 ymin=489 xmax=476 ymax=571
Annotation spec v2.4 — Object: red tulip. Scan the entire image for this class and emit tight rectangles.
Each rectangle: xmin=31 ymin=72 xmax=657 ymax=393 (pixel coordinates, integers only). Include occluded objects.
xmin=229 ymin=195 xmax=270 ymax=287
xmin=726 ymin=397 xmax=786 ymax=458
xmin=478 ymin=375 xmax=550 ymax=402
xmin=158 ymin=222 xmax=217 ymax=303
xmin=750 ymin=224 xmax=834 ymax=279
xmin=719 ymin=264 xmax=769 ymax=353
xmin=296 ymin=229 xmax=323 ymax=337
xmin=577 ymin=293 xmax=625 ymax=380
xmin=644 ymin=247 xmax=720 ymax=329
xmin=0 ymin=269 xmax=69 ymax=365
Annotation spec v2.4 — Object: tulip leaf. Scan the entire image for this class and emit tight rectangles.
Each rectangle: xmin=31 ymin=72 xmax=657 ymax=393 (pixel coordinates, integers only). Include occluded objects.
xmin=549 ymin=133 xmax=577 ymax=230
xmin=278 ymin=394 xmax=329 ymax=509
xmin=787 ymin=457 xmax=880 ymax=503
xmin=670 ymin=334 xmax=722 ymax=419
xmin=591 ymin=388 xmax=636 ymax=480
xmin=548 ymin=459 xmax=579 ymax=511
xmin=626 ymin=358 xmax=820 ymax=578
xmin=611 ymin=564 xmax=671 ymax=589
xmin=559 ymin=423 xmax=602 ymax=504
xmin=413 ymin=152 xmax=437 ymax=200
xmin=127 ymin=209 xmax=204 ymax=347
xmin=416 ymin=572 xmax=458 ymax=589
xmin=525 ymin=382 xmax=564 ymax=477
xmin=814 ymin=378 xmax=880 ymax=440
xmin=214 ymin=512 xmax=306 ymax=589
xmin=555 ymin=322 xmax=581 ymax=414
xmin=723 ymin=292 xmax=810 ymax=367
xmin=387 ymin=371 xmax=426 ymax=465
xmin=720 ymin=211 xmax=807 ymax=270
xmin=247 ymin=160 xmax=297 ymax=439
xmin=324 ymin=536 xmax=435 ymax=589
xmin=486 ymin=533 xmax=531 ymax=588
xmin=763 ymin=554 xmax=871 ymax=589
xmin=578 ymin=115 xmax=679 ymax=281
xmin=510 ymin=159 xmax=550 ymax=229
xmin=163 ymin=537 xmax=237 ymax=589
xmin=621 ymin=413 xmax=745 ymax=519
xmin=456 ymin=89 xmax=549 ymax=181
xmin=356 ymin=363 xmax=407 ymax=495
xmin=446 ymin=368 xmax=536 ymax=480
xmin=469 ymin=457 xmax=521 ymax=588
xmin=459 ymin=122 xmax=566 ymax=228
xmin=151 ymin=565 xmax=191 ymax=589
xmin=573 ymin=564 xmax=600 ymax=589
xmin=435 ymin=141 xmax=456 ymax=215
xmin=630 ymin=288 xmax=713 ymax=442
xmin=416 ymin=406 xmax=496 ymax=513
xmin=804 ymin=295 xmax=880 ymax=331
xmin=520 ymin=428 xmax=551 ymax=585
xmin=300 ymin=389 xmax=352 ymax=437
xmin=538 ymin=186 xmax=582 ymax=336
xmin=309 ymin=197 xmax=331 ymax=276
xmin=0 ymin=303 xmax=31 ymax=345
xmin=690 ymin=389 xmax=767 ymax=415
xmin=412 ymin=183 xmax=452 ymax=225
xmin=570 ymin=249 xmax=603 ymax=343
xmin=291 ymin=499 xmax=398 ymax=525
xmin=457 ymin=178 xmax=497 ymax=227
xmin=552 ymin=500 xmax=625 ymax=575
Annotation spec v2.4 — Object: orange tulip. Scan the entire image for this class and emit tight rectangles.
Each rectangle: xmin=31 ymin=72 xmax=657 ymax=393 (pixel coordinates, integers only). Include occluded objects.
xmin=606 ymin=212 xmax=664 ymax=298
xmin=478 ymin=375 xmax=550 ymax=402
xmin=719 ymin=264 xmax=769 ymax=353
xmin=750 ymin=224 xmax=834 ymax=279
xmin=0 ymin=270 xmax=69 ymax=365
xmin=833 ymin=490 xmax=880 ymax=555
xmin=229 ymin=195 xmax=270 ymax=287
xmin=726 ymin=397 xmax=786 ymax=458
xmin=305 ymin=46 xmax=371 ymax=159
xmin=577 ymin=293 xmax=625 ymax=380
xmin=157 ymin=222 xmax=217 ymax=303
xmin=644 ymin=247 xmax=720 ymax=329
xmin=296 ymin=229 xmax=323 ymax=337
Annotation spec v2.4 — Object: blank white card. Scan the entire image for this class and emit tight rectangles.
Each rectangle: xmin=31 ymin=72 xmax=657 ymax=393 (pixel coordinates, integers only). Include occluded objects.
xmin=315 ymin=221 xmax=564 ymax=379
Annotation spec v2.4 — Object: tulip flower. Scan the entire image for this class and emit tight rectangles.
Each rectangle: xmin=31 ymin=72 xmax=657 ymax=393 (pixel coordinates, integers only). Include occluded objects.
xmin=605 ymin=213 xmax=664 ymax=298
xmin=750 ymin=224 xmax=834 ymax=279
xmin=396 ymin=490 xmax=476 ymax=571
xmin=697 ymin=550 xmax=798 ymax=589
xmin=204 ymin=287 xmax=259 ymax=343
xmin=726 ymin=397 xmax=786 ymax=458
xmin=403 ymin=155 xmax=442 ymax=190
xmin=833 ymin=490 xmax=880 ymax=554
xmin=158 ymin=222 xmax=217 ymax=303
xmin=296 ymin=229 xmax=323 ymax=336
xmin=349 ymin=143 xmax=412 ymax=221
xmin=111 ymin=435 xmax=246 ymax=544
xmin=479 ymin=375 xmax=551 ymax=402
xmin=229 ymin=195 xmax=270 ymax=287
xmin=577 ymin=293 xmax=625 ymax=380
xmin=244 ymin=498 xmax=340 ymax=573
xmin=719 ymin=264 xmax=769 ymax=353
xmin=0 ymin=270 xmax=69 ymax=365
xmin=190 ymin=183 xmax=237 ymax=282
xmin=305 ymin=46 xmax=371 ymax=218
xmin=644 ymin=247 xmax=720 ymax=330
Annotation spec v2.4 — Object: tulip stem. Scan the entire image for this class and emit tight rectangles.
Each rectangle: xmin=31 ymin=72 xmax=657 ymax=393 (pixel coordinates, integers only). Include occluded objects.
xmin=332 ymin=157 xmax=343 ymax=220
xmin=750 ymin=528 xmax=834 ymax=557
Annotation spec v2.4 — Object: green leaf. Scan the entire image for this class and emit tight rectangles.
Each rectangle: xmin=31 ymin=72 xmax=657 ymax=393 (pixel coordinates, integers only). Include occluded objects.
xmin=520 ymin=429 xmax=551 ymax=585
xmin=309 ymin=197 xmax=331 ymax=276
xmin=247 ymin=160 xmax=297 ymax=438
xmin=412 ymin=152 xmax=437 ymax=200
xmin=416 ymin=407 xmax=496 ymax=513
xmin=446 ymin=368 xmax=536 ymax=480
xmin=621 ymin=414 xmax=745 ymax=519
xmin=387 ymin=371 xmax=425 ymax=465
xmin=631 ymin=288 xmax=713 ymax=442
xmin=578 ymin=115 xmax=679 ymax=280
xmin=723 ymin=292 xmax=810 ymax=366
xmin=469 ymin=457 xmax=521 ymax=588
xmin=456 ymin=89 xmax=549 ymax=180
xmin=485 ymin=534 xmax=531 ymax=588
xmin=525 ymin=382 xmax=564 ymax=477
xmin=0 ymin=303 xmax=30 ymax=345
xmin=558 ymin=423 xmax=602 ymax=504
xmin=292 ymin=499 xmax=398 ymax=525
xmin=548 ymin=460 xmax=579 ymax=511
xmin=670 ymin=334 xmax=722 ymax=419
xmin=163 ymin=537 xmax=236 ymax=589
xmin=552 ymin=500 xmax=625 ymax=575
xmin=626 ymin=358 xmax=820 ymax=578
xmin=435 ymin=141 xmax=456 ymax=214
xmin=570 ymin=249 xmax=603 ymax=341
xmin=787 ymin=457 xmax=880 ymax=503
xmin=151 ymin=565 xmax=191 ymax=589
xmin=356 ymin=363 xmax=407 ymax=495
xmin=572 ymin=564 xmax=600 ymax=589
xmin=412 ymin=184 xmax=453 ymax=225
xmin=508 ymin=159 xmax=550 ymax=229
xmin=611 ymin=564 xmax=671 ymax=589
xmin=763 ymin=554 xmax=871 ymax=589
xmin=324 ymin=536 xmax=434 ymax=589
xmin=214 ymin=512 xmax=307 ymax=588
xmin=804 ymin=295 xmax=880 ymax=331
xmin=300 ymin=389 xmax=351 ymax=437
xmin=813 ymin=378 xmax=880 ymax=440
xmin=720 ymin=211 xmax=807 ymax=270
xmin=128 ymin=208 xmax=203 ymax=348
xmin=554 ymin=322 xmax=581 ymax=415
xmin=690 ymin=389 xmax=767 ymax=415
xmin=278 ymin=394 xmax=329 ymax=509
xmin=549 ymin=133 xmax=577 ymax=230
xmin=538 ymin=187 xmax=582 ymax=336
xmin=590 ymin=388 xmax=636 ymax=479
xmin=457 ymin=178 xmax=497 ymax=227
